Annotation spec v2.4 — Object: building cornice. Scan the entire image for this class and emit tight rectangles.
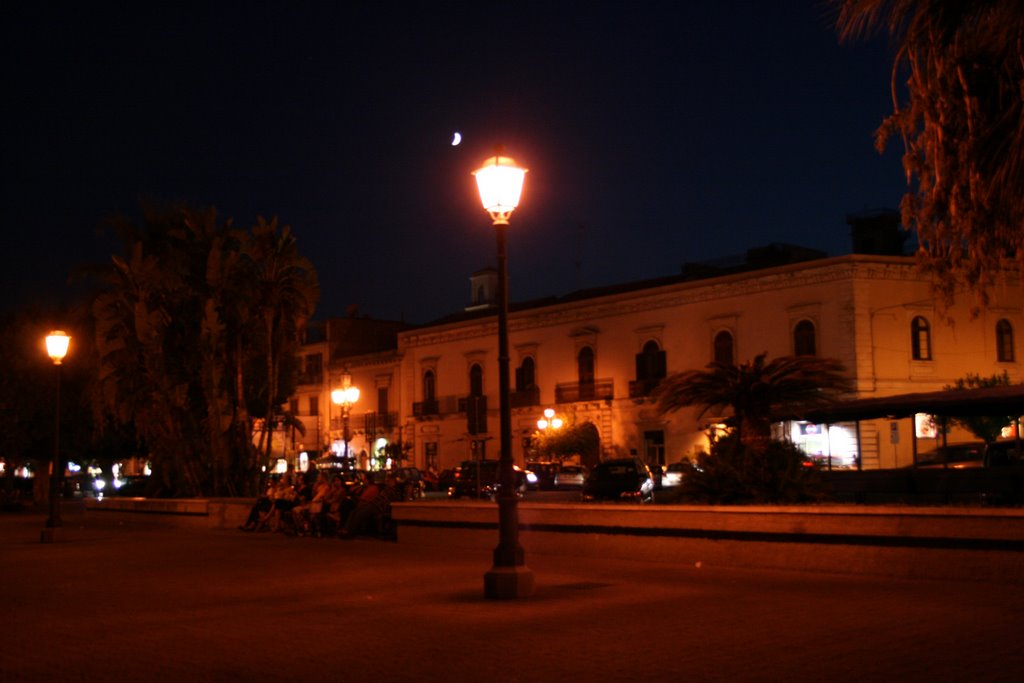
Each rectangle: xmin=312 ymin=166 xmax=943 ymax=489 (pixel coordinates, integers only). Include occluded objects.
xmin=400 ymin=255 xmax=926 ymax=348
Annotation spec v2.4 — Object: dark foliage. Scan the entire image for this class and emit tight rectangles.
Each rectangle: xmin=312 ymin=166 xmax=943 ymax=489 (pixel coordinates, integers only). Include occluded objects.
xmin=675 ymin=434 xmax=826 ymax=505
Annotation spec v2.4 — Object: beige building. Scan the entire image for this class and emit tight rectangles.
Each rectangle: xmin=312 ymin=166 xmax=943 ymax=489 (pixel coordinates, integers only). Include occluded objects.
xmin=289 ymin=249 xmax=1021 ymax=474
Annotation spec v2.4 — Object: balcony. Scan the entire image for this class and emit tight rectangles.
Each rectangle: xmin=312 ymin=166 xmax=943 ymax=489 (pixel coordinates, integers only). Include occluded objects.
xmin=362 ymin=412 xmax=399 ymax=433
xmin=413 ymin=400 xmax=439 ymax=418
xmin=629 ymin=378 xmax=663 ymax=399
xmin=510 ymin=386 xmax=540 ymax=408
xmin=295 ymin=372 xmax=323 ymax=387
xmin=555 ymin=379 xmax=614 ymax=404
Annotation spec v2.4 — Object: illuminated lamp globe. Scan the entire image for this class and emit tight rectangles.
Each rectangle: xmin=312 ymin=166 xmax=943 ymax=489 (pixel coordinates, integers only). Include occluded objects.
xmin=472 ymin=154 xmax=527 ymax=225
xmin=45 ymin=331 xmax=71 ymax=365
xmin=331 ymin=385 xmax=360 ymax=406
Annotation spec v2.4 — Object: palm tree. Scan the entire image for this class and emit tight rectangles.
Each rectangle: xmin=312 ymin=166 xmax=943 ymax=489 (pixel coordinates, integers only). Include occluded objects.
xmin=655 ymin=353 xmax=853 ymax=448
xmin=834 ymin=0 xmax=1024 ymax=311
xmin=243 ymin=217 xmax=320 ymax=472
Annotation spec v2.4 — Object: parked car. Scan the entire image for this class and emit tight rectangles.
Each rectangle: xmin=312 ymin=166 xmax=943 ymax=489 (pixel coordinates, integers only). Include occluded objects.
xmin=111 ymin=475 xmax=150 ymax=497
xmin=553 ymin=464 xmax=586 ymax=489
xmin=448 ymin=460 xmax=526 ymax=499
xmin=915 ymin=442 xmax=986 ymax=469
xmin=582 ymin=458 xmax=655 ymax=504
xmin=525 ymin=462 xmax=559 ymax=490
xmin=984 ymin=440 xmax=1024 ymax=467
xmin=437 ymin=468 xmax=458 ymax=493
xmin=662 ymin=462 xmax=686 ymax=487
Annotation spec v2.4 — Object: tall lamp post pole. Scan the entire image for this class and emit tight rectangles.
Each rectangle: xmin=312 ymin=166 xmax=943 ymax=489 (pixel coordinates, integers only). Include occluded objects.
xmin=473 ymin=150 xmax=535 ymax=599
xmin=331 ymin=371 xmax=359 ymax=462
xmin=41 ymin=330 xmax=70 ymax=544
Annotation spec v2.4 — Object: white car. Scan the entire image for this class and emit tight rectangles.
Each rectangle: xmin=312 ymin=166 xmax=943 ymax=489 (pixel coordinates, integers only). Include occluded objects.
xmin=661 ymin=462 xmax=686 ymax=488
xmin=553 ymin=465 xmax=586 ymax=489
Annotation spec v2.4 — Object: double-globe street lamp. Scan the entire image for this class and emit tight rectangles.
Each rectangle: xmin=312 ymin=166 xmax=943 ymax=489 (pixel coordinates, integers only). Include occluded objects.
xmin=537 ymin=408 xmax=564 ymax=433
xmin=41 ymin=330 xmax=70 ymax=543
xmin=473 ymin=150 xmax=535 ymax=599
xmin=331 ymin=371 xmax=360 ymax=462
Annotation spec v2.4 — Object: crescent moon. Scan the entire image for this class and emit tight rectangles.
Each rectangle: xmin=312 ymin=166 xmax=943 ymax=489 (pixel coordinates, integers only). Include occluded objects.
xmin=451 ymin=131 xmax=462 ymax=146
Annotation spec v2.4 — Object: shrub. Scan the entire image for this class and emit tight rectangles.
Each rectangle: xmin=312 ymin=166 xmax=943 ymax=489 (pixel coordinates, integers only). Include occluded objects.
xmin=676 ymin=434 xmax=825 ymax=504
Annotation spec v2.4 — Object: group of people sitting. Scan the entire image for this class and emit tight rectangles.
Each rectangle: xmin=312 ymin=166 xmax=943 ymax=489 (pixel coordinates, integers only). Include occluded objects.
xmin=238 ymin=469 xmax=399 ymax=540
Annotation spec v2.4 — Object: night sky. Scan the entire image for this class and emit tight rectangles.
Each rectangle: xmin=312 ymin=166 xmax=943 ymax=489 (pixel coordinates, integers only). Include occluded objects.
xmin=2 ymin=1 xmax=904 ymax=324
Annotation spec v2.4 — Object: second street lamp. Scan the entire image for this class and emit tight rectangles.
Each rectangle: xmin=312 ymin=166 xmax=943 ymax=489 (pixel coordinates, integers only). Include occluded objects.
xmin=41 ymin=330 xmax=70 ymax=544
xmin=331 ymin=371 xmax=360 ymax=462
xmin=473 ymin=150 xmax=535 ymax=599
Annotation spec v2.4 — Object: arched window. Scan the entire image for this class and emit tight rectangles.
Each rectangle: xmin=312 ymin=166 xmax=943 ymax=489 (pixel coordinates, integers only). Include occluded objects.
xmin=467 ymin=363 xmax=486 ymax=434
xmin=578 ymin=346 xmax=596 ymax=401
xmin=713 ymin=330 xmax=734 ymax=365
xmin=911 ymin=316 xmax=932 ymax=361
xmin=577 ymin=346 xmax=595 ymax=385
xmin=793 ymin=319 xmax=816 ymax=356
xmin=636 ymin=340 xmax=666 ymax=381
xmin=422 ymin=370 xmax=436 ymax=401
xmin=516 ymin=356 xmax=536 ymax=391
xmin=469 ymin=363 xmax=483 ymax=396
xmin=997 ymin=319 xmax=1015 ymax=362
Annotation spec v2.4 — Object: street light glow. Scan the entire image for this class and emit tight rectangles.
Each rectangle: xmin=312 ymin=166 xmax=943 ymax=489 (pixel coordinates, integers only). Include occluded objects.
xmin=45 ymin=330 xmax=70 ymax=365
xmin=472 ymin=154 xmax=527 ymax=224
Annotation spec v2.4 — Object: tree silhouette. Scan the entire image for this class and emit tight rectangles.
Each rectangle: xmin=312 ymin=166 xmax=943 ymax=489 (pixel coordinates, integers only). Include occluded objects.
xmin=835 ymin=0 xmax=1024 ymax=312
xmin=655 ymin=353 xmax=853 ymax=448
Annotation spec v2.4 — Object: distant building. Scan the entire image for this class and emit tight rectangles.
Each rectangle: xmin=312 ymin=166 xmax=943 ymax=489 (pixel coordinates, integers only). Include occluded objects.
xmin=288 ymin=244 xmax=1021 ymax=473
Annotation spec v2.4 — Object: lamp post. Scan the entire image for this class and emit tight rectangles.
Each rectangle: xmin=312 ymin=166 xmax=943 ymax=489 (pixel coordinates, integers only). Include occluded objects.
xmin=41 ymin=330 xmax=70 ymax=543
xmin=331 ymin=371 xmax=360 ymax=463
xmin=473 ymin=150 xmax=535 ymax=599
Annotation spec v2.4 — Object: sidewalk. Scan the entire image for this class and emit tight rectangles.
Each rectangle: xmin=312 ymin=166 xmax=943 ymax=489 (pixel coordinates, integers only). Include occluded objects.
xmin=2 ymin=505 xmax=1022 ymax=682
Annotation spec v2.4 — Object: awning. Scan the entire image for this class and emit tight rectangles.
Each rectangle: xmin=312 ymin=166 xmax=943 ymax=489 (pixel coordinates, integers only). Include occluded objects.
xmin=779 ymin=384 xmax=1024 ymax=423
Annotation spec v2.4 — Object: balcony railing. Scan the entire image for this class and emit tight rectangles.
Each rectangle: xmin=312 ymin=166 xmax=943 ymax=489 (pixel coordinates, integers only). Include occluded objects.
xmin=510 ymin=386 xmax=540 ymax=408
xmin=362 ymin=412 xmax=399 ymax=433
xmin=555 ymin=379 xmax=614 ymax=404
xmin=629 ymin=378 xmax=664 ymax=399
xmin=413 ymin=400 xmax=439 ymax=417
xmin=412 ymin=395 xmax=461 ymax=419
xmin=295 ymin=372 xmax=323 ymax=386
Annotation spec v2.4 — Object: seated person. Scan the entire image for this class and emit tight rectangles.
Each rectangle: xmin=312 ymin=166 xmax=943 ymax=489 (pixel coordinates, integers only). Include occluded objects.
xmin=239 ymin=477 xmax=276 ymax=531
xmin=314 ymin=475 xmax=349 ymax=537
xmin=339 ymin=474 xmax=399 ymax=539
xmin=292 ymin=471 xmax=331 ymax=535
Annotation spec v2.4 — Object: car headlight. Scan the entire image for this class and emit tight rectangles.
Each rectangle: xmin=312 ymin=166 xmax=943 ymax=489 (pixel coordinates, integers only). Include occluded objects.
xmin=93 ymin=478 xmax=106 ymax=491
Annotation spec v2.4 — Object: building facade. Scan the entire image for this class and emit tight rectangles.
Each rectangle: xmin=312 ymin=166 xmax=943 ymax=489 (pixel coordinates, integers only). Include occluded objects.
xmin=291 ymin=253 xmax=1021 ymax=474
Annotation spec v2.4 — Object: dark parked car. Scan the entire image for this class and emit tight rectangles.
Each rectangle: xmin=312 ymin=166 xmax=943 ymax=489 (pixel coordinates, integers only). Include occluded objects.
xmin=984 ymin=440 xmax=1024 ymax=467
xmin=448 ymin=460 xmax=526 ymax=499
xmin=914 ymin=441 xmax=1023 ymax=469
xmin=582 ymin=458 xmax=655 ymax=504
xmin=525 ymin=462 xmax=559 ymax=490
xmin=915 ymin=442 xmax=986 ymax=468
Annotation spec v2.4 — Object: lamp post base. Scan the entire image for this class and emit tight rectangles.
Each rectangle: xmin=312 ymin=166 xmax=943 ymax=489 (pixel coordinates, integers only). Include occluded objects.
xmin=484 ymin=564 xmax=535 ymax=600
xmin=40 ymin=527 xmax=62 ymax=544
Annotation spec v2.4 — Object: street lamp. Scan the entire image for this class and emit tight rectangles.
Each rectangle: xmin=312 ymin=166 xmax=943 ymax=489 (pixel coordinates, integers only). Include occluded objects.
xmin=41 ymin=330 xmax=70 ymax=543
xmin=331 ymin=371 xmax=360 ymax=462
xmin=473 ymin=150 xmax=534 ymax=599
xmin=537 ymin=408 xmax=564 ymax=432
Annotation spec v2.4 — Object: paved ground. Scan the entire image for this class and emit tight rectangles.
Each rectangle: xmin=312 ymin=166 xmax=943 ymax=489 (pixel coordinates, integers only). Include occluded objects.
xmin=3 ymin=503 xmax=1023 ymax=682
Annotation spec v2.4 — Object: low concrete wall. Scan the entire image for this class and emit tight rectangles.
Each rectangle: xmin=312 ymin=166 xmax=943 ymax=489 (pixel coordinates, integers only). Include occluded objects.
xmin=392 ymin=502 xmax=1024 ymax=583
xmin=84 ymin=497 xmax=1024 ymax=582
xmin=85 ymin=497 xmax=251 ymax=529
